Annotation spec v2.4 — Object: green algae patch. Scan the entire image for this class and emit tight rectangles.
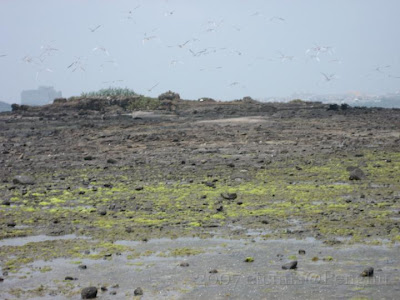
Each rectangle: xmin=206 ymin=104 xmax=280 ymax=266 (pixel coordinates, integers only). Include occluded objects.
xmin=1 ymin=149 xmax=399 ymax=246
xmin=159 ymin=247 xmax=204 ymax=257
xmin=0 ymin=239 xmax=135 ymax=271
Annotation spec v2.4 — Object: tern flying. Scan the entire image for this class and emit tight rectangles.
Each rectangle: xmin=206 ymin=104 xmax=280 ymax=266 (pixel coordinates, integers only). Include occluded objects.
xmin=89 ymin=25 xmax=102 ymax=33
xmin=321 ymin=72 xmax=337 ymax=82
xmin=93 ymin=46 xmax=110 ymax=56
xmin=147 ymin=82 xmax=160 ymax=92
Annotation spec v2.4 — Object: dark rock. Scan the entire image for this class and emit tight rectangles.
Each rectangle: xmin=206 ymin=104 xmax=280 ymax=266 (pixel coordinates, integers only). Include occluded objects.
xmin=7 ymin=221 xmax=16 ymax=227
xmin=204 ymin=182 xmax=216 ymax=188
xmin=221 ymin=193 xmax=237 ymax=200
xmin=135 ymin=186 xmax=144 ymax=191
xmin=349 ymin=167 xmax=365 ymax=180
xmin=81 ymin=286 xmax=98 ymax=299
xmin=298 ymin=249 xmax=306 ymax=255
xmin=84 ymin=156 xmax=94 ymax=161
xmin=180 ymin=262 xmax=189 ymax=267
xmin=209 ymin=269 xmax=218 ymax=273
xmin=13 ymin=175 xmax=35 ymax=185
xmin=341 ymin=103 xmax=350 ymax=110
xmin=97 ymin=209 xmax=107 ymax=216
xmin=110 ymin=291 xmax=117 ymax=295
xmin=134 ymin=287 xmax=144 ymax=296
xmin=0 ymin=277 xmax=4 ymax=282
xmin=216 ymin=205 xmax=223 ymax=212
xmin=65 ymin=276 xmax=76 ymax=280
xmin=107 ymin=158 xmax=117 ymax=164
xmin=11 ymin=104 xmax=30 ymax=111
xmin=1 ymin=200 xmax=11 ymax=206
xmin=361 ymin=267 xmax=374 ymax=277
xmin=78 ymin=265 xmax=87 ymax=270
xmin=282 ymin=261 xmax=297 ymax=270
xmin=101 ymin=286 xmax=108 ymax=291
xmin=327 ymin=104 xmax=339 ymax=111
xmin=261 ymin=220 xmax=269 ymax=224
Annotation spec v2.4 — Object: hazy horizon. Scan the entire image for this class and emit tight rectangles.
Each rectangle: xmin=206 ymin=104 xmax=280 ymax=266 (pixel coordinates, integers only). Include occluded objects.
xmin=1 ymin=0 xmax=400 ymax=104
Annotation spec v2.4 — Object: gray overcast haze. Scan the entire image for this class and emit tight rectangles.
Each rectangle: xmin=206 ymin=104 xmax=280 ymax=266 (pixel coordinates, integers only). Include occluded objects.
xmin=1 ymin=0 xmax=400 ymax=103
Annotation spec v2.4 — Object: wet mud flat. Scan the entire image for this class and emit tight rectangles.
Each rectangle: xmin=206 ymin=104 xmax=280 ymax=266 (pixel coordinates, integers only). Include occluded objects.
xmin=1 ymin=235 xmax=400 ymax=299
xmin=1 ymin=100 xmax=400 ymax=298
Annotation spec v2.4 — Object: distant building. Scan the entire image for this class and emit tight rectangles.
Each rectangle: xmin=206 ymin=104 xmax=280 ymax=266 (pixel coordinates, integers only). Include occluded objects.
xmin=21 ymin=86 xmax=62 ymax=106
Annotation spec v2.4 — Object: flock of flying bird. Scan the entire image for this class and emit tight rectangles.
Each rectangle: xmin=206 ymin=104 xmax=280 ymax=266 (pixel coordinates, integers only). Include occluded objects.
xmin=1 ymin=4 xmax=399 ymax=94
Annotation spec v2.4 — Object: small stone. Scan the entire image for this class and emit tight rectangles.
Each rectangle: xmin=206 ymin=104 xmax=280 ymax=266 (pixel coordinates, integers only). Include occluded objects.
xmin=298 ymin=249 xmax=306 ymax=255
xmin=216 ymin=205 xmax=223 ymax=212
xmin=180 ymin=262 xmax=189 ymax=267
xmin=13 ymin=175 xmax=35 ymax=185
xmin=1 ymin=200 xmax=11 ymax=206
xmin=282 ymin=261 xmax=297 ymax=270
xmin=107 ymin=158 xmax=117 ymax=164
xmin=244 ymin=257 xmax=254 ymax=263
xmin=135 ymin=186 xmax=144 ymax=191
xmin=78 ymin=265 xmax=87 ymax=270
xmin=97 ymin=209 xmax=107 ymax=216
xmin=100 ymin=286 xmax=108 ymax=291
xmin=221 ymin=193 xmax=237 ymax=200
xmin=65 ymin=276 xmax=76 ymax=280
xmin=204 ymin=182 xmax=216 ymax=188
xmin=81 ymin=286 xmax=98 ymax=299
xmin=134 ymin=287 xmax=143 ymax=296
xmin=0 ymin=277 xmax=4 ymax=282
xmin=349 ymin=167 xmax=365 ymax=180
xmin=209 ymin=269 xmax=218 ymax=274
xmin=110 ymin=291 xmax=117 ymax=295
xmin=7 ymin=222 xmax=16 ymax=227
xmin=361 ymin=267 xmax=374 ymax=277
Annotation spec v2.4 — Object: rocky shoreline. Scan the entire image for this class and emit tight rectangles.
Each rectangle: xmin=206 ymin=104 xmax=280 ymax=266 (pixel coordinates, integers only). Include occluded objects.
xmin=1 ymin=96 xmax=399 ymax=298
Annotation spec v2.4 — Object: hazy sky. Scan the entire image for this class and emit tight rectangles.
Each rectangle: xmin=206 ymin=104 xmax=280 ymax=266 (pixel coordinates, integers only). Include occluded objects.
xmin=1 ymin=0 xmax=400 ymax=103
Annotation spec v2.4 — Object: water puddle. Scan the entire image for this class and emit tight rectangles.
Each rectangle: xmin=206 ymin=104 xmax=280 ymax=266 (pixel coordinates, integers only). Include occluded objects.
xmin=0 ymin=234 xmax=88 ymax=247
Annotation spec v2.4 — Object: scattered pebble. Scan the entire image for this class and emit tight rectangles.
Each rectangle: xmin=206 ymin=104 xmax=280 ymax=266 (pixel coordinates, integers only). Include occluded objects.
xmin=134 ymin=287 xmax=144 ymax=296
xmin=282 ymin=261 xmax=297 ymax=270
xmin=244 ymin=257 xmax=254 ymax=263
xmin=361 ymin=267 xmax=374 ymax=277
